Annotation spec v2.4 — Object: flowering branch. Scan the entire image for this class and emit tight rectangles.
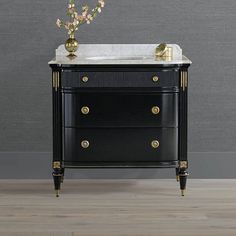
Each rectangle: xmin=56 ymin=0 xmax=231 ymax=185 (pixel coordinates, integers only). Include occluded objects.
xmin=56 ymin=0 xmax=105 ymax=35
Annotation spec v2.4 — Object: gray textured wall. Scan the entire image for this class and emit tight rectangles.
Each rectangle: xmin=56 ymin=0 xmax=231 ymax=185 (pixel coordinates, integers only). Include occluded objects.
xmin=0 ymin=0 xmax=236 ymax=178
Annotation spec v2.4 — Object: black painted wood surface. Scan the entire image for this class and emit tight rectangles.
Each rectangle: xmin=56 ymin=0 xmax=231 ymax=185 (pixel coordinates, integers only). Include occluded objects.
xmin=50 ymin=64 xmax=191 ymax=194
xmin=64 ymin=127 xmax=178 ymax=163
xmin=61 ymin=69 xmax=179 ymax=88
xmin=63 ymin=91 xmax=178 ymax=128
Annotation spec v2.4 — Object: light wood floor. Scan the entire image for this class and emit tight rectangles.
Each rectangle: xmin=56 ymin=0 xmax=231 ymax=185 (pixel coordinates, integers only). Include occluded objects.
xmin=0 ymin=179 xmax=236 ymax=236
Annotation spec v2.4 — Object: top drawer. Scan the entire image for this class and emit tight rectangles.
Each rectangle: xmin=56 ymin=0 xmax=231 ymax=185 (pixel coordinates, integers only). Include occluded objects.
xmin=61 ymin=70 xmax=179 ymax=89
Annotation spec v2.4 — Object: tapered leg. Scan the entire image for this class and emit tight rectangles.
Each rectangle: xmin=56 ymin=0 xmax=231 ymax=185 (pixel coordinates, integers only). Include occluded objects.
xmin=179 ymin=170 xmax=188 ymax=196
xmin=53 ymin=173 xmax=62 ymax=197
xmin=178 ymin=70 xmax=189 ymax=196
xmin=177 ymin=161 xmax=189 ymax=196
xmin=52 ymin=161 xmax=63 ymax=197
xmin=52 ymin=70 xmax=63 ymax=197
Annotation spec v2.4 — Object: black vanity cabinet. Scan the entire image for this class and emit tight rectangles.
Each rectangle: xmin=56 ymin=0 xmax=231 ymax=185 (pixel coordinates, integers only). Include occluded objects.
xmin=50 ymin=64 xmax=190 ymax=196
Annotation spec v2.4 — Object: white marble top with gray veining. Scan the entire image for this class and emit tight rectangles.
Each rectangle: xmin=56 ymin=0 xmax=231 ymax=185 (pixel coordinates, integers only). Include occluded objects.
xmin=49 ymin=44 xmax=192 ymax=65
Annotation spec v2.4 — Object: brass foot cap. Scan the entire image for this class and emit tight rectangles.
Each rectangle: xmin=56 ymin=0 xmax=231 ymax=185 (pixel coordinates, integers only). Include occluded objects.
xmin=56 ymin=190 xmax=60 ymax=197
xmin=181 ymin=189 xmax=186 ymax=196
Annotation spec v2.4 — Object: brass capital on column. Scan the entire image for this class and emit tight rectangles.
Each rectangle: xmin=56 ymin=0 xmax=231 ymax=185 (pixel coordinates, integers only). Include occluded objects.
xmin=53 ymin=161 xmax=61 ymax=169
xmin=179 ymin=161 xmax=188 ymax=169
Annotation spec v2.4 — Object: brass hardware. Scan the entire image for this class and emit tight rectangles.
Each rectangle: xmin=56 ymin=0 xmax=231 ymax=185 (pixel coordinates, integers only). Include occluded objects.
xmin=56 ymin=190 xmax=60 ymax=197
xmin=52 ymin=72 xmax=55 ymax=88
xmin=52 ymin=71 xmax=60 ymax=92
xmin=151 ymin=140 xmax=159 ymax=149
xmin=164 ymin=46 xmax=173 ymax=58
xmin=82 ymin=76 xmax=89 ymax=83
xmin=155 ymin=44 xmax=173 ymax=61
xmin=52 ymin=173 xmax=62 ymax=176
xmin=151 ymin=106 xmax=160 ymax=115
xmin=81 ymin=140 xmax=90 ymax=149
xmin=181 ymin=189 xmax=186 ymax=196
xmin=183 ymin=71 xmax=186 ymax=91
xmin=184 ymin=71 xmax=188 ymax=88
xmin=81 ymin=106 xmax=90 ymax=115
xmin=53 ymin=161 xmax=61 ymax=169
xmin=179 ymin=161 xmax=188 ymax=169
xmin=181 ymin=71 xmax=188 ymax=91
xmin=152 ymin=76 xmax=159 ymax=82
xmin=155 ymin=43 xmax=167 ymax=57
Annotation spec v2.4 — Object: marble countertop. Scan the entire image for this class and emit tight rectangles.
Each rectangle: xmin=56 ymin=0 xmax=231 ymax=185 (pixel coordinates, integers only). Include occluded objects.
xmin=49 ymin=44 xmax=192 ymax=65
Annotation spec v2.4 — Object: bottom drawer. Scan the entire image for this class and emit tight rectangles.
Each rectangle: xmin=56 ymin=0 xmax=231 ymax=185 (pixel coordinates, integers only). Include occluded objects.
xmin=64 ymin=128 xmax=178 ymax=163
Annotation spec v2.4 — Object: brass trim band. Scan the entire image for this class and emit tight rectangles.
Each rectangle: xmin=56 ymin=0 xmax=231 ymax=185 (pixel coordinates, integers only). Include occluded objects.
xmin=53 ymin=71 xmax=60 ymax=91
xmin=53 ymin=161 xmax=61 ymax=169
xmin=179 ymin=161 xmax=188 ymax=169
xmin=181 ymin=71 xmax=188 ymax=91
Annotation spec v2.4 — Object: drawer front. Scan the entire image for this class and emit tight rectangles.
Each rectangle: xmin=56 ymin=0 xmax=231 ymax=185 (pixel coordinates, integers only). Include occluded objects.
xmin=64 ymin=128 xmax=178 ymax=163
xmin=123 ymin=71 xmax=178 ymax=88
xmin=61 ymin=70 xmax=179 ymax=88
xmin=62 ymin=71 xmax=123 ymax=88
xmin=63 ymin=92 xmax=178 ymax=128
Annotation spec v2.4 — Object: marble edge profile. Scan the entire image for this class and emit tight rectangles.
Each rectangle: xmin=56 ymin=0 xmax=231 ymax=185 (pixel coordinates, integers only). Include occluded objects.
xmin=48 ymin=56 xmax=192 ymax=65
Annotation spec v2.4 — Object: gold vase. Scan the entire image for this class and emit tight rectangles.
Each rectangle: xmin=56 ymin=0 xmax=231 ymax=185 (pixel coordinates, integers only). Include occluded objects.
xmin=65 ymin=33 xmax=79 ymax=57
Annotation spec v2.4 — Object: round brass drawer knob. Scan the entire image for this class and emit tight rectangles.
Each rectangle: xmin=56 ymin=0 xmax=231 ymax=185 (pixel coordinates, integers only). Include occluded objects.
xmin=81 ymin=106 xmax=90 ymax=115
xmin=81 ymin=140 xmax=90 ymax=149
xmin=151 ymin=140 xmax=160 ymax=149
xmin=151 ymin=106 xmax=160 ymax=115
xmin=82 ymin=76 xmax=89 ymax=83
xmin=152 ymin=76 xmax=159 ymax=82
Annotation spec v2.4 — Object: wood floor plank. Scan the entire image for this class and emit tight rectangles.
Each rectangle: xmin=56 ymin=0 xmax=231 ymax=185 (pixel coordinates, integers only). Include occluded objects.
xmin=0 ymin=180 xmax=236 ymax=236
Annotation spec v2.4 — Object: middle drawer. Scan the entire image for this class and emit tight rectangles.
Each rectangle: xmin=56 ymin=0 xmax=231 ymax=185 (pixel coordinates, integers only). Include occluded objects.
xmin=63 ymin=92 xmax=178 ymax=128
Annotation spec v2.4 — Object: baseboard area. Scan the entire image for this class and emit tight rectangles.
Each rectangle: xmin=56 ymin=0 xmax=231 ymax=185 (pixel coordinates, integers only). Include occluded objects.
xmin=0 ymin=152 xmax=235 ymax=179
